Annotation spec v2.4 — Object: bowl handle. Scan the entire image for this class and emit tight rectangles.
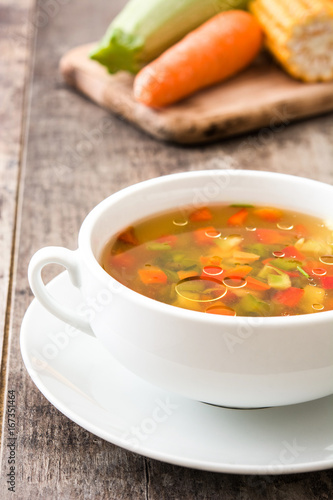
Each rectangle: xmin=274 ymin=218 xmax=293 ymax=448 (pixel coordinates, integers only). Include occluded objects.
xmin=28 ymin=247 xmax=94 ymax=336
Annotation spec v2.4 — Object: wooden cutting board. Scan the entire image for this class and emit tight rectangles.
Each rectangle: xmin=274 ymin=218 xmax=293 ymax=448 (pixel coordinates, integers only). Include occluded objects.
xmin=60 ymin=43 xmax=333 ymax=144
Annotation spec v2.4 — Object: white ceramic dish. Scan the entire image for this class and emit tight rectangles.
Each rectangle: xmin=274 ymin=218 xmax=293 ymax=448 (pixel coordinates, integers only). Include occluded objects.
xmin=28 ymin=170 xmax=333 ymax=408
xmin=21 ymin=272 xmax=333 ymax=475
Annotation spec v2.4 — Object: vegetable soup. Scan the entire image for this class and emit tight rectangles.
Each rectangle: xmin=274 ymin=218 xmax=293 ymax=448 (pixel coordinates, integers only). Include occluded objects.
xmin=100 ymin=204 xmax=333 ymax=317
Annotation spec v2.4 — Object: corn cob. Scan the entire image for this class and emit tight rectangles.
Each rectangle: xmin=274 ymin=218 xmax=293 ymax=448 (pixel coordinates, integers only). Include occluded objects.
xmin=250 ymin=0 xmax=333 ymax=82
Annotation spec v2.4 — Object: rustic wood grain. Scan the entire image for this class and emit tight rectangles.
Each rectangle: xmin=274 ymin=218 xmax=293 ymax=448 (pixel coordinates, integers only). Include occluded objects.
xmin=0 ymin=0 xmax=36 ymax=430
xmin=0 ymin=0 xmax=333 ymax=498
xmin=60 ymin=43 xmax=333 ymax=144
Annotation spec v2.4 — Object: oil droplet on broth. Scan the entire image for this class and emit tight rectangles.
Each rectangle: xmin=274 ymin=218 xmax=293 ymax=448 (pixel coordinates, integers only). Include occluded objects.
xmin=312 ymin=268 xmax=327 ymax=276
xmin=226 ymin=233 xmax=243 ymax=240
xmin=246 ymin=226 xmax=256 ymax=232
xmin=206 ymin=305 xmax=236 ymax=316
xmin=312 ymin=303 xmax=324 ymax=311
xmin=273 ymin=251 xmax=285 ymax=258
xmin=175 ymin=277 xmax=227 ymax=303
xmin=205 ymin=229 xmax=221 ymax=239
xmin=222 ymin=276 xmax=247 ymax=288
xmin=203 ymin=265 xmax=223 ymax=276
xmin=319 ymin=255 xmax=333 ymax=265
xmin=173 ymin=218 xmax=188 ymax=227
xmin=277 ymin=222 xmax=294 ymax=231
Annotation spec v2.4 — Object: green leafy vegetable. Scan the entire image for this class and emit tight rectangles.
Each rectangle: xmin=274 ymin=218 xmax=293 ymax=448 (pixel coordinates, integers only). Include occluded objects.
xmin=268 ymin=273 xmax=291 ymax=290
xmin=271 ymin=259 xmax=301 ymax=271
xmin=238 ymin=293 xmax=270 ymax=316
xmin=296 ymin=265 xmax=310 ymax=278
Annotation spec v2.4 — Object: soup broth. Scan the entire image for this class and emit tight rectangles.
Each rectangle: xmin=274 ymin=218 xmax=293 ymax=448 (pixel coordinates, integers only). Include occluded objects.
xmin=100 ymin=204 xmax=333 ymax=317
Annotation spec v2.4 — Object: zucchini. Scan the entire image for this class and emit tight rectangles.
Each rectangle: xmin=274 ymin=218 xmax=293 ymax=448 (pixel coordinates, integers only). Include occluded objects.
xmin=90 ymin=0 xmax=249 ymax=73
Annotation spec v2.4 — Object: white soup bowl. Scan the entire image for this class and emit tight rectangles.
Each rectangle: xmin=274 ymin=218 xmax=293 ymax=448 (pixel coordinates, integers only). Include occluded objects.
xmin=28 ymin=170 xmax=333 ymax=408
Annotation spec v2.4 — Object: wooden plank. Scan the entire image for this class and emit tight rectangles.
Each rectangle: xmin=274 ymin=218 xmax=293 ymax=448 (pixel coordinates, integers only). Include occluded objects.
xmin=0 ymin=0 xmax=35 ymax=425
xmin=60 ymin=43 xmax=333 ymax=144
xmin=1 ymin=0 xmax=147 ymax=498
xmin=145 ymin=465 xmax=333 ymax=500
xmin=1 ymin=0 xmax=333 ymax=498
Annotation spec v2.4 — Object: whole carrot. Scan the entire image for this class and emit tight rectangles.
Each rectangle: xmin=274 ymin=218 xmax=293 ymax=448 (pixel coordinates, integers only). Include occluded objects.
xmin=133 ymin=10 xmax=263 ymax=107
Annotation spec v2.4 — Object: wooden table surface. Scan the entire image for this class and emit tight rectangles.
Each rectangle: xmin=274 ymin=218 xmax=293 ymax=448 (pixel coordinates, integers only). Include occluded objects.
xmin=0 ymin=0 xmax=332 ymax=498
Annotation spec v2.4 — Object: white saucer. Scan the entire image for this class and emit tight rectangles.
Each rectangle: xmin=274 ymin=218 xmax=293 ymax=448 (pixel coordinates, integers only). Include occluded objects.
xmin=21 ymin=272 xmax=333 ymax=475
